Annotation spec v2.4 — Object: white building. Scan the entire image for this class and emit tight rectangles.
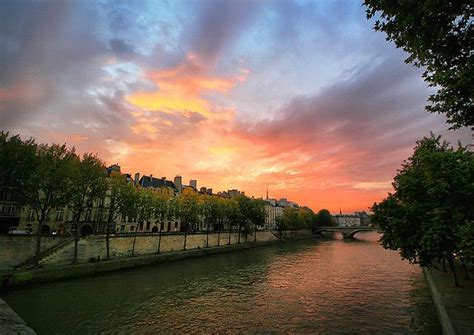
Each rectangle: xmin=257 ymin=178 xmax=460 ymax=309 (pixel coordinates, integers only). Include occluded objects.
xmin=333 ymin=215 xmax=361 ymax=227
xmin=263 ymin=199 xmax=284 ymax=230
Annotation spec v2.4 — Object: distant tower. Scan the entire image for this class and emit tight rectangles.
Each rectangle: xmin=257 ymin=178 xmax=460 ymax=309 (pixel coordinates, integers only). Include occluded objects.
xmin=340 ymin=208 xmax=342 ymax=215
xmin=174 ymin=175 xmax=182 ymax=191
xmin=190 ymin=179 xmax=197 ymax=189
xmin=266 ymin=187 xmax=269 ymax=200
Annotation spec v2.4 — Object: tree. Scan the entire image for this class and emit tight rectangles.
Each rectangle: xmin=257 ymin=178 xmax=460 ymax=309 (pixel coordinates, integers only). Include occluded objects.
xmin=24 ymin=143 xmax=77 ymax=267
xmin=298 ymin=208 xmax=314 ymax=230
xmin=234 ymin=195 xmax=254 ymax=243
xmin=177 ymin=192 xmax=200 ymax=250
xmin=104 ymin=172 xmax=129 ymax=259
xmin=69 ymin=153 xmax=107 ymax=264
xmin=152 ymin=193 xmax=172 ymax=253
xmin=136 ymin=188 xmax=156 ymax=232
xmin=457 ymin=221 xmax=474 ymax=271
xmin=372 ymin=134 xmax=474 ymax=286
xmin=0 ymin=132 xmax=37 ymax=196
xmin=364 ymin=1 xmax=473 ymax=128
xmin=0 ymin=133 xmax=37 ymax=234
xmin=224 ymin=198 xmax=239 ymax=245
xmin=315 ymin=209 xmax=333 ymax=227
xmin=249 ymin=199 xmax=266 ymax=241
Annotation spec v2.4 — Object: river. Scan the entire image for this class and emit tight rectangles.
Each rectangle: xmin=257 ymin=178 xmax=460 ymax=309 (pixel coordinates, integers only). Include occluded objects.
xmin=1 ymin=232 xmax=440 ymax=334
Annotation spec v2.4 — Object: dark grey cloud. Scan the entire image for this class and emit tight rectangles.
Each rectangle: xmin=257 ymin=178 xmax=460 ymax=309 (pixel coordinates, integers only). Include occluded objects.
xmin=109 ymin=38 xmax=135 ymax=56
xmin=0 ymin=0 xmax=108 ymax=127
xmin=185 ymin=0 xmax=263 ymax=64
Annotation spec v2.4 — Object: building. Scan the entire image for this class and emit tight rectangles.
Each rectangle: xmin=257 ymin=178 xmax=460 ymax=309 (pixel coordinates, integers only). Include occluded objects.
xmin=139 ymin=175 xmax=176 ymax=197
xmin=355 ymin=211 xmax=371 ymax=226
xmin=189 ymin=179 xmax=197 ymax=189
xmin=227 ymin=189 xmax=245 ymax=198
xmin=0 ymin=187 xmax=20 ymax=234
xmin=174 ymin=175 xmax=182 ymax=192
xmin=263 ymin=198 xmax=284 ymax=230
xmin=333 ymin=214 xmax=361 ymax=227
xmin=276 ymin=198 xmax=298 ymax=209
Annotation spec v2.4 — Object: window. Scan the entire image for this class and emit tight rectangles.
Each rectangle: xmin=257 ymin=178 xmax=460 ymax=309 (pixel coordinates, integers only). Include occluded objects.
xmin=8 ymin=205 xmax=16 ymax=215
xmin=55 ymin=208 xmax=63 ymax=221
xmin=96 ymin=210 xmax=103 ymax=222
xmin=0 ymin=188 xmax=8 ymax=201
xmin=27 ymin=209 xmax=35 ymax=221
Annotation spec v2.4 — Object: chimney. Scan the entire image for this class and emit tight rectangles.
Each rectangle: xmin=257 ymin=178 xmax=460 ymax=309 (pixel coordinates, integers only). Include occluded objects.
xmin=174 ymin=175 xmax=182 ymax=191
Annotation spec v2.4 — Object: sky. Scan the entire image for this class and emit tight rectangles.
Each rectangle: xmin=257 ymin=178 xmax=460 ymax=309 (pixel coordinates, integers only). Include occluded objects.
xmin=0 ymin=0 xmax=471 ymax=213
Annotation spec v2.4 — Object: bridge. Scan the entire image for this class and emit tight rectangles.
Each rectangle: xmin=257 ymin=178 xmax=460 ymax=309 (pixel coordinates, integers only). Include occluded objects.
xmin=313 ymin=226 xmax=378 ymax=239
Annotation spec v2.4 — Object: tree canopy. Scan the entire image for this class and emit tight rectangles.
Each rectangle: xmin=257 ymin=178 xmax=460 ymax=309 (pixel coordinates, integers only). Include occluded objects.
xmin=364 ymin=0 xmax=473 ymax=128
xmin=372 ymin=134 xmax=474 ymax=285
xmin=315 ymin=209 xmax=333 ymax=227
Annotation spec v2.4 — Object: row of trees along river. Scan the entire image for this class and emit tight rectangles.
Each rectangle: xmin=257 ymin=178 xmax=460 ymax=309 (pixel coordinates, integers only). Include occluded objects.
xmin=364 ymin=1 xmax=474 ymax=287
xmin=0 ymin=132 xmax=334 ymax=268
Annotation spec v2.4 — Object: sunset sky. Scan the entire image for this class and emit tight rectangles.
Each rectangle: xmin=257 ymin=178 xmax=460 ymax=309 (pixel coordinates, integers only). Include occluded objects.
xmin=1 ymin=0 xmax=471 ymax=213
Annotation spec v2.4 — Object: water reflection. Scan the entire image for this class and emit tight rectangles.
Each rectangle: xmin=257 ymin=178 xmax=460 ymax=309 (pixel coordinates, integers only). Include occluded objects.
xmin=2 ymin=232 xmax=440 ymax=334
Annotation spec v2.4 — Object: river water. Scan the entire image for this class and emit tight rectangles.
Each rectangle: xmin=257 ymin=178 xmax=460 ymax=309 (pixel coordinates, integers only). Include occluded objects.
xmin=1 ymin=232 xmax=440 ymax=334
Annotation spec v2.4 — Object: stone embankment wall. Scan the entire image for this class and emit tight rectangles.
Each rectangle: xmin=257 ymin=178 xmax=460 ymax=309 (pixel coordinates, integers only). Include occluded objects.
xmin=1 ymin=230 xmax=311 ymax=269
xmin=0 ymin=236 xmax=67 ymax=270
xmin=0 ymin=299 xmax=36 ymax=334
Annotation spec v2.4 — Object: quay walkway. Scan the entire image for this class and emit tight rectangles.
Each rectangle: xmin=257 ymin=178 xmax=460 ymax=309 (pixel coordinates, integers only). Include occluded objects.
xmin=425 ymin=264 xmax=474 ymax=335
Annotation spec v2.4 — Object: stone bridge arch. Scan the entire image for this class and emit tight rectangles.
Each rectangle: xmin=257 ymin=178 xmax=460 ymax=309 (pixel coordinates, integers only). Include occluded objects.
xmin=314 ymin=227 xmax=376 ymax=239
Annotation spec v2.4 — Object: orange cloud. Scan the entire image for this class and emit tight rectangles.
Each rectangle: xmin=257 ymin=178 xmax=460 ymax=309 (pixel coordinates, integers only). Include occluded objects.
xmin=126 ymin=54 xmax=247 ymax=119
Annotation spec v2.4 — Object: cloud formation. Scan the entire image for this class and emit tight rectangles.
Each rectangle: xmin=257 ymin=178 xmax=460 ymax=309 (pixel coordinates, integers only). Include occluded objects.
xmin=1 ymin=0 xmax=471 ymax=212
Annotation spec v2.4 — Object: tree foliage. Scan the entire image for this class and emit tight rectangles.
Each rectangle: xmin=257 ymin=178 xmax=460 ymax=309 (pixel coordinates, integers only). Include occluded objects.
xmin=315 ymin=209 xmax=333 ymax=227
xmin=364 ymin=0 xmax=473 ymax=128
xmin=372 ymin=134 xmax=474 ymax=285
xmin=276 ymin=207 xmax=317 ymax=234
xmin=69 ymin=153 xmax=107 ymax=263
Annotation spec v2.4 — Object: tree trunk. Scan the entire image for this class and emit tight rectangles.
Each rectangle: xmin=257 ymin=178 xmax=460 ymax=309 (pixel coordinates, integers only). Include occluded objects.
xmin=34 ymin=218 xmax=44 ymax=268
xmin=442 ymin=258 xmax=447 ymax=272
xmin=73 ymin=235 xmax=79 ymax=264
xmin=73 ymin=212 xmax=81 ymax=264
xmin=238 ymin=223 xmax=241 ymax=244
xmin=106 ymin=195 xmax=116 ymax=261
xmin=105 ymin=221 xmax=110 ymax=260
xmin=131 ymin=235 xmax=137 ymax=256
xmin=461 ymin=260 xmax=470 ymax=280
xmin=183 ymin=229 xmax=187 ymax=251
xmin=157 ymin=229 xmax=162 ymax=254
xmin=206 ymin=221 xmax=209 ymax=248
xmin=228 ymin=224 xmax=231 ymax=245
xmin=218 ymin=228 xmax=221 ymax=247
xmin=254 ymin=224 xmax=257 ymax=242
xmin=447 ymin=254 xmax=460 ymax=287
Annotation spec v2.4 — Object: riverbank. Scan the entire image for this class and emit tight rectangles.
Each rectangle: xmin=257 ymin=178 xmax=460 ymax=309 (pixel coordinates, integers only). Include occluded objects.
xmin=0 ymin=234 xmax=312 ymax=290
xmin=0 ymin=299 xmax=36 ymax=334
xmin=424 ymin=265 xmax=474 ymax=335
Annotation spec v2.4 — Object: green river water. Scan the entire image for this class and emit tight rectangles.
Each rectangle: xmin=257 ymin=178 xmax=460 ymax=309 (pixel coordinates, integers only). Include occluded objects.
xmin=1 ymin=232 xmax=440 ymax=334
